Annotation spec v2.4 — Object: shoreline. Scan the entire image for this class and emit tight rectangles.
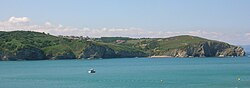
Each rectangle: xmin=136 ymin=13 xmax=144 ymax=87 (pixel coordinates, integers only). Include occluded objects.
xmin=150 ymin=55 xmax=172 ymax=58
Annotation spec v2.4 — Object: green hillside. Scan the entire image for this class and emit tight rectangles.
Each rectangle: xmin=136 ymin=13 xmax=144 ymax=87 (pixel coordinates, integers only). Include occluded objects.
xmin=0 ymin=31 xmax=147 ymax=60
xmin=0 ymin=31 xmax=245 ymax=60
xmin=0 ymin=31 xmax=87 ymax=59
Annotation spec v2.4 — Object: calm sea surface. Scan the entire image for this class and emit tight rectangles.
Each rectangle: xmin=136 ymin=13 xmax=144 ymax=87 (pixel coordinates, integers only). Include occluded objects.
xmin=0 ymin=57 xmax=250 ymax=88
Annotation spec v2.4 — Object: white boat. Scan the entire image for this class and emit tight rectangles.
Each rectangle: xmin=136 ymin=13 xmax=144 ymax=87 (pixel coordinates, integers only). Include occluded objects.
xmin=237 ymin=77 xmax=241 ymax=81
xmin=88 ymin=68 xmax=96 ymax=73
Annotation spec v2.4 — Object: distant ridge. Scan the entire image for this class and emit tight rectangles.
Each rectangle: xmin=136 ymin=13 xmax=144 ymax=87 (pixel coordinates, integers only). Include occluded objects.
xmin=0 ymin=31 xmax=245 ymax=61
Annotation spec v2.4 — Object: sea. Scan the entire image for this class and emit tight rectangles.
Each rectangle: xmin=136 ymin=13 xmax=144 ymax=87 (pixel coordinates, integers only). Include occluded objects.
xmin=0 ymin=57 xmax=250 ymax=88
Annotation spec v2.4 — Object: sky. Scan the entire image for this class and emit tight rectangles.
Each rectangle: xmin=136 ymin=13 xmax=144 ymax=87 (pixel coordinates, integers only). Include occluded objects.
xmin=0 ymin=0 xmax=250 ymax=45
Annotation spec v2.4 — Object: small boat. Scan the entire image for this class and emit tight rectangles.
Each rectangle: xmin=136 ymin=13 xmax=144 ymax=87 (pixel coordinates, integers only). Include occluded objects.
xmin=237 ymin=77 xmax=241 ymax=81
xmin=88 ymin=68 xmax=96 ymax=74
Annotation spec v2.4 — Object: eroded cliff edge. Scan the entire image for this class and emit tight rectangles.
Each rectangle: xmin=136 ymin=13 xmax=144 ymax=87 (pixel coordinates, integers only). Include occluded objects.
xmin=162 ymin=41 xmax=245 ymax=57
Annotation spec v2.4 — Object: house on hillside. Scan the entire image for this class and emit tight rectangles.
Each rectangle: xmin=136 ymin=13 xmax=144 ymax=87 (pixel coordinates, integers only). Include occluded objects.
xmin=116 ymin=40 xmax=126 ymax=43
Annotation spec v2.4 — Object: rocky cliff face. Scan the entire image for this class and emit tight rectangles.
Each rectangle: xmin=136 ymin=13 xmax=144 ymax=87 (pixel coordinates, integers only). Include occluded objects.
xmin=218 ymin=46 xmax=245 ymax=56
xmin=46 ymin=51 xmax=76 ymax=60
xmin=0 ymin=51 xmax=5 ymax=60
xmin=80 ymin=44 xmax=148 ymax=59
xmin=0 ymin=48 xmax=46 ymax=60
xmin=0 ymin=47 xmax=77 ymax=61
xmin=162 ymin=41 xmax=245 ymax=57
xmin=15 ymin=48 xmax=46 ymax=60
xmin=81 ymin=44 xmax=116 ymax=58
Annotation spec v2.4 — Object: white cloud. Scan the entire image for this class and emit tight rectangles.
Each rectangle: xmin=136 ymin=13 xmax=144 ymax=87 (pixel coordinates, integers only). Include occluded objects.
xmin=0 ymin=16 xmax=249 ymax=45
xmin=246 ymin=33 xmax=250 ymax=36
xmin=45 ymin=22 xmax=52 ymax=26
xmin=8 ymin=16 xmax=31 ymax=23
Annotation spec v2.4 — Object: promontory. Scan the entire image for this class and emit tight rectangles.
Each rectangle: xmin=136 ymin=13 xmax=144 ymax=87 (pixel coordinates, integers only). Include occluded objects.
xmin=0 ymin=31 xmax=245 ymax=60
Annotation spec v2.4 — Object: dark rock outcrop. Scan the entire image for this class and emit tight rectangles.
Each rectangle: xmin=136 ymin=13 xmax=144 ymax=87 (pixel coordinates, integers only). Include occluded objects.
xmin=0 ymin=51 xmax=4 ymax=60
xmin=1 ymin=48 xmax=76 ymax=60
xmin=15 ymin=48 xmax=46 ymax=60
xmin=81 ymin=44 xmax=116 ymax=58
xmin=0 ymin=48 xmax=46 ymax=60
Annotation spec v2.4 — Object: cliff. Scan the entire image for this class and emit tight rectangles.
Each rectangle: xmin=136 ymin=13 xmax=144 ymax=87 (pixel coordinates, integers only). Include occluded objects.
xmin=81 ymin=43 xmax=147 ymax=59
xmin=162 ymin=41 xmax=245 ymax=57
xmin=0 ymin=46 xmax=45 ymax=60
xmin=0 ymin=31 xmax=246 ymax=60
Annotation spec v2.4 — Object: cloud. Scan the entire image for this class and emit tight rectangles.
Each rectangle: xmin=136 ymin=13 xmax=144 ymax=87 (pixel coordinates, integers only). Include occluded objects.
xmin=8 ymin=16 xmax=31 ymax=23
xmin=0 ymin=16 xmax=249 ymax=45
xmin=246 ymin=33 xmax=250 ymax=36
xmin=45 ymin=22 xmax=52 ymax=26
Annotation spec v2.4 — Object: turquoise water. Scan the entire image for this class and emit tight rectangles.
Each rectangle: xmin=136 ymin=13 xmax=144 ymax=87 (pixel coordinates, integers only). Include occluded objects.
xmin=0 ymin=57 xmax=250 ymax=88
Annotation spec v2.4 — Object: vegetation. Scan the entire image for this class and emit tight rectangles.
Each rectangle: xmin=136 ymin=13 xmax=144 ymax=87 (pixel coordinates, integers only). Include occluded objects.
xmin=0 ymin=31 xmax=88 ymax=59
xmin=0 ymin=31 xmax=147 ymax=60
xmin=96 ymin=35 xmax=227 ymax=55
xmin=0 ymin=31 xmax=244 ymax=60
